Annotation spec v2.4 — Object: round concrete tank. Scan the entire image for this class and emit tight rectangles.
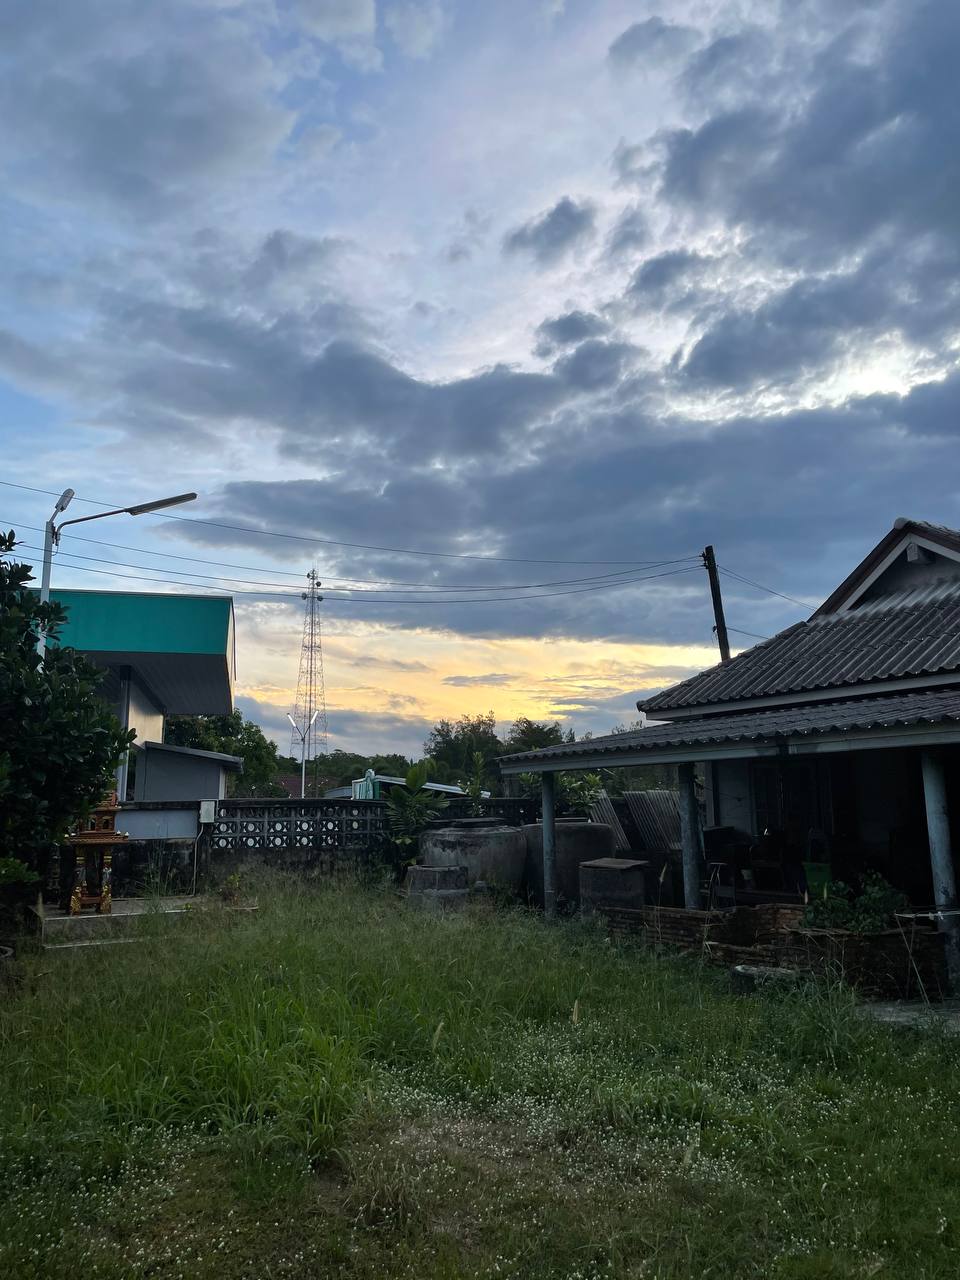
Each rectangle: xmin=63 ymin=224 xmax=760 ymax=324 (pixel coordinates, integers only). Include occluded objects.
xmin=419 ymin=818 xmax=526 ymax=893
xmin=522 ymin=820 xmax=615 ymax=907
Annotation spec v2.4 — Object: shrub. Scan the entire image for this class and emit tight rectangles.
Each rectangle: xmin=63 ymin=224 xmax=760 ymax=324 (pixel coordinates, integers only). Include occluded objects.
xmin=802 ymin=871 xmax=908 ymax=933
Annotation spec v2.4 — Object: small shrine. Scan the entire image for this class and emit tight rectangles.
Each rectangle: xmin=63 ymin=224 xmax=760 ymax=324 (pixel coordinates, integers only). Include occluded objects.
xmin=64 ymin=794 xmax=129 ymax=915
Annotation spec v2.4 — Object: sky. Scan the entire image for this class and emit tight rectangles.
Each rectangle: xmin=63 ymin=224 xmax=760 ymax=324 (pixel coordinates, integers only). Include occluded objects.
xmin=3 ymin=0 xmax=960 ymax=758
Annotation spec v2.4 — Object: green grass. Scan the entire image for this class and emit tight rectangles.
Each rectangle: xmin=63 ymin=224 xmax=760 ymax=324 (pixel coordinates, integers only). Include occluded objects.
xmin=1 ymin=876 xmax=959 ymax=1278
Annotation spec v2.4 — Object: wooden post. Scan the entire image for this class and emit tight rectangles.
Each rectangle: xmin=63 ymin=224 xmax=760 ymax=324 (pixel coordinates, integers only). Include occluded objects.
xmin=541 ymin=772 xmax=557 ymax=920
xmin=678 ymin=762 xmax=702 ymax=909
xmin=702 ymin=546 xmax=731 ymax=664
xmin=921 ymin=749 xmax=960 ymax=987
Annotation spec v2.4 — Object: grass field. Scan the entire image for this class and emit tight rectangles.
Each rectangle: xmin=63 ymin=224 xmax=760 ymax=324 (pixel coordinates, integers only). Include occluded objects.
xmin=1 ymin=877 xmax=958 ymax=1279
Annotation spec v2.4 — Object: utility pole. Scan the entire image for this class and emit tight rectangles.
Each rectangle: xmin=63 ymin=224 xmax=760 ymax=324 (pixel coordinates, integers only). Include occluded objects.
xmin=702 ymin=545 xmax=730 ymax=664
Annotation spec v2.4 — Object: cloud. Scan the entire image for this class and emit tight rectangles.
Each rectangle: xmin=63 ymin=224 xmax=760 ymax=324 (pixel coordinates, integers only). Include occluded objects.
xmin=503 ymin=197 xmax=596 ymax=265
xmin=442 ymin=673 xmax=516 ymax=687
xmin=662 ymin=2 xmax=960 ymax=261
xmin=607 ymin=205 xmax=649 ymax=258
xmin=553 ymin=339 xmax=638 ymax=391
xmin=385 ymin=2 xmax=446 ymax=58
xmin=608 ymin=17 xmax=700 ymax=70
xmin=295 ymin=0 xmax=376 ymax=41
xmin=238 ymin=693 xmax=432 ymax=757
xmin=0 ymin=2 xmax=293 ymax=219
xmin=339 ymin=654 xmax=432 ymax=672
xmin=627 ymin=249 xmax=713 ymax=306
xmin=535 ymin=310 xmax=610 ymax=355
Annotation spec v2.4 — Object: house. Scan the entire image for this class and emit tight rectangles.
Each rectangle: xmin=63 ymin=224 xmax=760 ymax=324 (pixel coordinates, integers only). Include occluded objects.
xmin=50 ymin=588 xmax=242 ymax=809
xmin=499 ymin=519 xmax=960 ymax=973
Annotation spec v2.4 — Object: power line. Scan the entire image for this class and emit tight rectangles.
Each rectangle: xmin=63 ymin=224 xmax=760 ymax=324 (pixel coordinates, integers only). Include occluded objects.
xmin=727 ymin=626 xmax=770 ymax=641
xmin=8 ymin=524 xmax=697 ymax=592
xmin=11 ymin=550 xmax=702 ymax=605
xmin=0 ymin=480 xmax=696 ymax=566
xmin=718 ymin=565 xmax=809 ymax=608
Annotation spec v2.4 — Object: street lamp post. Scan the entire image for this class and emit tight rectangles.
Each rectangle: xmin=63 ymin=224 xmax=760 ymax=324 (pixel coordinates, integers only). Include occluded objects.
xmin=36 ymin=489 xmax=198 ymax=656
xmin=287 ymin=710 xmax=319 ymax=800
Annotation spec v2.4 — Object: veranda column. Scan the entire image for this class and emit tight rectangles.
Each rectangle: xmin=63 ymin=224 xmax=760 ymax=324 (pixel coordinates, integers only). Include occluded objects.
xmin=920 ymin=749 xmax=960 ymax=986
xmin=678 ymin=762 xmax=702 ymax=909
xmin=541 ymin=771 xmax=557 ymax=920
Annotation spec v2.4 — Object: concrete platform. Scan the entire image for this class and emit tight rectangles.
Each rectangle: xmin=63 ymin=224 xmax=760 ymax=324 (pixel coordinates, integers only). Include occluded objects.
xmin=31 ymin=896 xmax=194 ymax=948
xmin=858 ymin=999 xmax=960 ymax=1034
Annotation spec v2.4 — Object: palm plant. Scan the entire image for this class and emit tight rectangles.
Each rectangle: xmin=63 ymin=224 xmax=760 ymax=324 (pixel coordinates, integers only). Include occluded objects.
xmin=385 ymin=762 xmax=449 ymax=848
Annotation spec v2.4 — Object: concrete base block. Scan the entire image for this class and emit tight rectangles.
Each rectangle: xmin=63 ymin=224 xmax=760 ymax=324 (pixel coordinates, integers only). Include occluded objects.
xmin=580 ymin=858 xmax=648 ymax=915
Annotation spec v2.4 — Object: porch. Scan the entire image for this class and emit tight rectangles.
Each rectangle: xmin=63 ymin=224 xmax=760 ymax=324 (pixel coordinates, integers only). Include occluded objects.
xmin=499 ymin=688 xmax=960 ymax=980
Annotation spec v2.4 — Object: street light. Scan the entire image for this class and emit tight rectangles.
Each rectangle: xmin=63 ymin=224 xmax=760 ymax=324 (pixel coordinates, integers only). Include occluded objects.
xmin=287 ymin=710 xmax=319 ymax=800
xmin=37 ymin=488 xmax=198 ymax=656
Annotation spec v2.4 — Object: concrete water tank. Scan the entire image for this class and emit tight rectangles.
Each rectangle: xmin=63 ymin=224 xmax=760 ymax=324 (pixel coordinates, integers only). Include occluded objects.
xmin=419 ymin=818 xmax=526 ymax=893
xmin=522 ymin=820 xmax=615 ymax=907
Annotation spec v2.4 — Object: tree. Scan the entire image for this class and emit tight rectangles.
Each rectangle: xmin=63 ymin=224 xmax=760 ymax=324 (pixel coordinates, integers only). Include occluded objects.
xmin=602 ymin=722 xmax=677 ymax=795
xmin=423 ymin=712 xmax=503 ymax=789
xmin=502 ymin=716 xmax=573 ymax=754
xmin=164 ymin=710 xmax=286 ymax=797
xmin=0 ymin=533 xmax=133 ymax=878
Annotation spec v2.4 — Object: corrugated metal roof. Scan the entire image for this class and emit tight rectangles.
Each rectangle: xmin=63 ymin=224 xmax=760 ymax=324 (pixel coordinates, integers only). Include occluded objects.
xmin=642 ymin=581 xmax=960 ymax=713
xmin=499 ymin=688 xmax=960 ymax=765
xmin=815 ymin=518 xmax=960 ymax=616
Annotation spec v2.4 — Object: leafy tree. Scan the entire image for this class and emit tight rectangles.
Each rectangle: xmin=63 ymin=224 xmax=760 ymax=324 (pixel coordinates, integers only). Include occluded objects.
xmin=424 ymin=712 xmax=503 ymax=789
xmin=0 ymin=533 xmax=133 ymax=878
xmin=600 ymin=721 xmax=678 ymax=795
xmin=502 ymin=716 xmax=573 ymax=754
xmin=164 ymin=710 xmax=286 ymax=797
xmin=281 ymin=750 xmax=416 ymax=795
xmin=515 ymin=771 xmax=604 ymax=816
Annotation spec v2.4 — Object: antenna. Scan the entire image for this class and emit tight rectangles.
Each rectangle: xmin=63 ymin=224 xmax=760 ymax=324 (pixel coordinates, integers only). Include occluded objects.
xmin=289 ymin=568 xmax=328 ymax=795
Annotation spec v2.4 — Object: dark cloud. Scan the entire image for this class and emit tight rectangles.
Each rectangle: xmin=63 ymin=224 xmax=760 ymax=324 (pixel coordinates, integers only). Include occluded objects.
xmin=608 ymin=17 xmax=700 ymax=70
xmin=503 ymin=197 xmax=596 ymax=265
xmin=442 ymin=673 xmax=516 ymax=687
xmin=243 ymin=230 xmax=345 ymax=294
xmin=170 ymin=368 xmax=960 ymax=649
xmin=0 ymin=2 xmax=291 ymax=218
xmin=535 ymin=310 xmax=610 ymax=355
xmin=663 ymin=2 xmax=960 ymax=260
xmin=86 ymin=278 xmax=569 ymax=463
xmin=553 ymin=339 xmax=638 ymax=391
xmin=639 ymin=2 xmax=960 ymax=389
xmin=678 ymin=238 xmax=960 ymax=389
xmin=237 ymin=694 xmax=431 ymax=757
xmin=607 ymin=205 xmax=649 ymax=258
xmin=337 ymin=655 xmax=431 ymax=672
xmin=628 ymin=250 xmax=713 ymax=306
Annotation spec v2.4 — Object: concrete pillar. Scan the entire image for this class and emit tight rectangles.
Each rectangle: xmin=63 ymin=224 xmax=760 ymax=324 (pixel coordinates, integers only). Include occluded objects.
xmin=541 ymin=772 xmax=557 ymax=920
xmin=921 ymin=749 xmax=960 ymax=986
xmin=678 ymin=762 xmax=702 ymax=909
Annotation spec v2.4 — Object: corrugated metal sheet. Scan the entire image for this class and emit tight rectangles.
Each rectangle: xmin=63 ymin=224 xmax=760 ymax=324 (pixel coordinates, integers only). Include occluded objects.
xmin=589 ymin=791 xmax=631 ymax=852
xmin=643 ymin=580 xmax=960 ymax=712
xmin=499 ymin=688 xmax=960 ymax=765
xmin=624 ymin=790 xmax=681 ymax=852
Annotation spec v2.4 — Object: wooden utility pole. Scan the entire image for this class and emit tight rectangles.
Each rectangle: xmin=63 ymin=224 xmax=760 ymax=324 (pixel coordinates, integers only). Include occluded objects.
xmin=702 ymin=545 xmax=731 ymax=664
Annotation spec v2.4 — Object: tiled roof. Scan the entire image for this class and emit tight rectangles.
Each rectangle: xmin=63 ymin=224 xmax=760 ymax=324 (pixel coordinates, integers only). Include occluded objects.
xmin=499 ymin=689 xmax=960 ymax=766
xmin=641 ymin=579 xmax=960 ymax=713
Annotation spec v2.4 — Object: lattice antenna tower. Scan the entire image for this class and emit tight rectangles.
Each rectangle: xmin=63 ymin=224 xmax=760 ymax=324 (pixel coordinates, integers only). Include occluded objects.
xmin=289 ymin=568 xmax=328 ymax=793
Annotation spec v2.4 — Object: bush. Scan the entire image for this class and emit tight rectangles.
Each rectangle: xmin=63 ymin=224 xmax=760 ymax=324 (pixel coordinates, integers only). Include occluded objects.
xmin=802 ymin=871 xmax=908 ymax=933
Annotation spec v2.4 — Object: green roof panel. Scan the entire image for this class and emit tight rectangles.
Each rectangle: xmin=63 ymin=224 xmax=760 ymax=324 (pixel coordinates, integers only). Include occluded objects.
xmin=48 ymin=590 xmax=235 ymax=715
xmin=51 ymin=589 xmax=232 ymax=656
